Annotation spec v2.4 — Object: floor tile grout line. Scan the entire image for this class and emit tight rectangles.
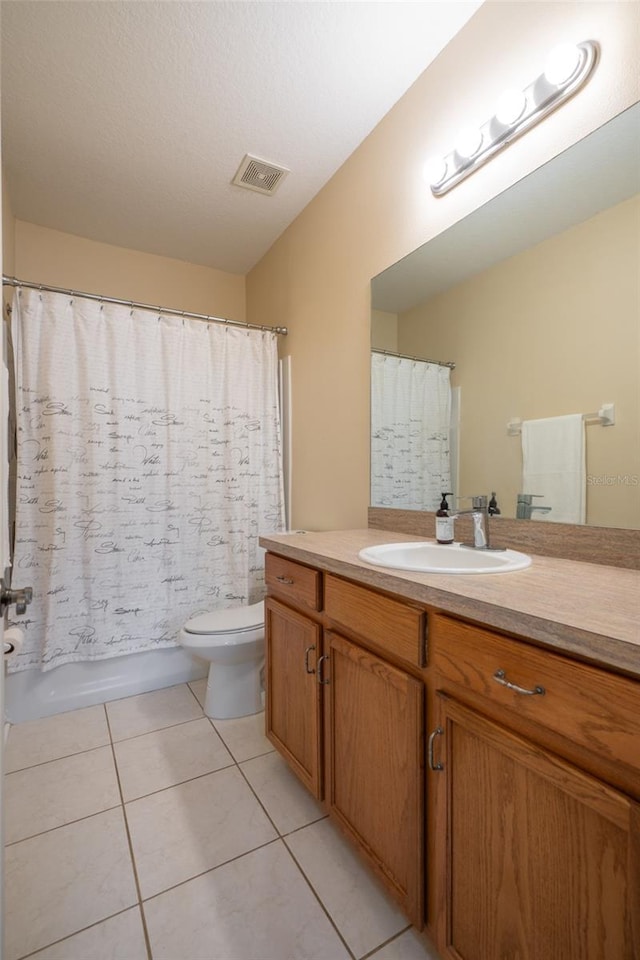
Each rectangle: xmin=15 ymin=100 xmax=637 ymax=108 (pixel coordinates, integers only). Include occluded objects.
xmin=136 ymin=830 xmax=397 ymax=960
xmin=6 ymin=707 xmax=208 ymax=773
xmin=281 ymin=837 xmax=358 ymax=960
xmin=5 ymin=738 xmax=113 ymax=775
xmin=358 ymin=924 xmax=413 ymax=960
xmin=4 ymin=801 xmax=124 ymax=848
xmin=122 ymin=760 xmax=237 ymax=805
xmin=14 ymin=906 xmax=144 ymax=960
xmin=203 ymin=713 xmax=276 ymax=764
xmin=279 ymin=812 xmax=330 ymax=839
xmin=234 ymin=755 xmax=288 ymax=838
xmin=140 ymin=835 xmax=284 ymax=905
xmin=104 ymin=679 xmax=201 ymax=709
xmin=109 ymin=711 xmax=207 ymax=745
xmin=104 ymin=703 xmax=155 ymax=960
xmin=185 ymin=680 xmax=206 ymax=708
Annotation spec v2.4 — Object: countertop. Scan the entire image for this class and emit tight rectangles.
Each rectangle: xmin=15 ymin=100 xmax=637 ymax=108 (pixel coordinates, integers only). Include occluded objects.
xmin=259 ymin=529 xmax=640 ymax=679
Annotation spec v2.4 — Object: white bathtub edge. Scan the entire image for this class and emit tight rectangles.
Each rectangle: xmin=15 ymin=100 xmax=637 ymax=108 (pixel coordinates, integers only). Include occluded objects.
xmin=5 ymin=647 xmax=208 ymax=723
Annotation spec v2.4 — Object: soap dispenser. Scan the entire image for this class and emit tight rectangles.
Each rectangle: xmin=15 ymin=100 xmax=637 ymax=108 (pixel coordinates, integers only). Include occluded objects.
xmin=436 ymin=493 xmax=454 ymax=544
xmin=488 ymin=492 xmax=501 ymax=516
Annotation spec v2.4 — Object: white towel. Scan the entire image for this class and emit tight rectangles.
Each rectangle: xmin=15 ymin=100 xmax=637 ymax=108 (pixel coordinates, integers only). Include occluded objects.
xmin=521 ymin=414 xmax=585 ymax=524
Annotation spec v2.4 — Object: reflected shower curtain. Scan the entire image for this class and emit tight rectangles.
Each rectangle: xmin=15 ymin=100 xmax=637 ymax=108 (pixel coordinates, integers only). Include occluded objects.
xmin=10 ymin=288 xmax=284 ymax=671
xmin=370 ymin=353 xmax=451 ymax=511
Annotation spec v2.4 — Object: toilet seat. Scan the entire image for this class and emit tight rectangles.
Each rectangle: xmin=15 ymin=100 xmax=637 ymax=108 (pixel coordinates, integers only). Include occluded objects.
xmin=183 ymin=600 xmax=264 ymax=636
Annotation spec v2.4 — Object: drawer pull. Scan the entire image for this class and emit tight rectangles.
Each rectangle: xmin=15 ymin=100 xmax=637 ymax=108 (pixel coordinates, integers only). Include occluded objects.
xmin=317 ymin=654 xmax=330 ymax=685
xmin=276 ymin=575 xmax=294 ymax=585
xmin=493 ymin=669 xmax=545 ymax=697
xmin=428 ymin=727 xmax=444 ymax=771
xmin=304 ymin=644 xmax=316 ymax=675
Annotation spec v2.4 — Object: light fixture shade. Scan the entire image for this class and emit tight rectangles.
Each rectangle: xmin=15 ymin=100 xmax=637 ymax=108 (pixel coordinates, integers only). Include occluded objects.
xmin=495 ymin=88 xmax=527 ymax=126
xmin=428 ymin=40 xmax=598 ymax=197
xmin=455 ymin=126 xmax=483 ymax=160
xmin=544 ymin=43 xmax=582 ymax=86
xmin=424 ymin=156 xmax=448 ymax=187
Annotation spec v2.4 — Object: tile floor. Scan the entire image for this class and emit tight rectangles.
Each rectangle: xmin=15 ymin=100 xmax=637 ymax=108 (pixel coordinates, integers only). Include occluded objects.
xmin=4 ymin=680 xmax=442 ymax=960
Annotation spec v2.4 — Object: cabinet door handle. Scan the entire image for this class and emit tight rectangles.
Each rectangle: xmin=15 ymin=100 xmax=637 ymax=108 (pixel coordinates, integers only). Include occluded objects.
xmin=304 ymin=644 xmax=316 ymax=674
xmin=317 ymin=654 xmax=330 ymax=685
xmin=493 ymin=669 xmax=545 ymax=696
xmin=276 ymin=575 xmax=294 ymax=585
xmin=428 ymin=727 xmax=444 ymax=771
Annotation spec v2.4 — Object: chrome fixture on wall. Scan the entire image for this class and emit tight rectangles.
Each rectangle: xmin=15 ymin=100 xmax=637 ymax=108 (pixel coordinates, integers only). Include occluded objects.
xmin=425 ymin=41 xmax=598 ymax=197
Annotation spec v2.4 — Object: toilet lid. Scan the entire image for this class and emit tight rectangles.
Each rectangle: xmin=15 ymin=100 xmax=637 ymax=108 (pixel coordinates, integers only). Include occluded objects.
xmin=184 ymin=600 xmax=264 ymax=636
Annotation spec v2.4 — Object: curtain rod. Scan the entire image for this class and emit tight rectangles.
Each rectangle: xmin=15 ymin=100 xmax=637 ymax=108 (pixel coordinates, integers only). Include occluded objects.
xmin=372 ymin=347 xmax=455 ymax=370
xmin=2 ymin=276 xmax=288 ymax=336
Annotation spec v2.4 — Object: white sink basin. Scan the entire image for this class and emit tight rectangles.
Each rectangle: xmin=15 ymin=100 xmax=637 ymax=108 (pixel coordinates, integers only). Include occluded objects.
xmin=358 ymin=541 xmax=531 ymax=575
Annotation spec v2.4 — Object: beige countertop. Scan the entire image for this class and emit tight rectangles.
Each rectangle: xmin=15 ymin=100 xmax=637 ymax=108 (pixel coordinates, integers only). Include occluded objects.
xmin=259 ymin=529 xmax=640 ymax=679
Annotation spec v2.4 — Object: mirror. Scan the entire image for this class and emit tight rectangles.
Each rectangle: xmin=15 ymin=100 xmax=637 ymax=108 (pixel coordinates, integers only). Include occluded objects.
xmin=370 ymin=103 xmax=640 ymax=530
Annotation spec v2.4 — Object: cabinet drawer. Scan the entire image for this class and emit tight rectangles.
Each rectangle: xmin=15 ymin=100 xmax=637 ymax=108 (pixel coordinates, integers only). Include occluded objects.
xmin=432 ymin=614 xmax=640 ymax=778
xmin=324 ymin=574 xmax=426 ymax=667
xmin=265 ymin=553 xmax=322 ymax=612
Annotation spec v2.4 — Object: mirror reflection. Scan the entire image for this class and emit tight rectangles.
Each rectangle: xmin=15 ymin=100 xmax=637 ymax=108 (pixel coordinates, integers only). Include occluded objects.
xmin=370 ymin=103 xmax=640 ymax=529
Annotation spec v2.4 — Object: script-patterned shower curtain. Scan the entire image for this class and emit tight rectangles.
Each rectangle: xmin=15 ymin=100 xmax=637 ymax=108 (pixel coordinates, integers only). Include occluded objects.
xmin=370 ymin=353 xmax=451 ymax=511
xmin=10 ymin=288 xmax=285 ymax=671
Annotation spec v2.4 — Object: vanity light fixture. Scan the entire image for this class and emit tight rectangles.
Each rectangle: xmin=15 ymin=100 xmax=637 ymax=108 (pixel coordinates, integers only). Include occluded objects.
xmin=425 ymin=40 xmax=598 ymax=197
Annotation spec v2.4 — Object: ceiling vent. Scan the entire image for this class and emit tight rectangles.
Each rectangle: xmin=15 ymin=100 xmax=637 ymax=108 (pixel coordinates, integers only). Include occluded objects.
xmin=232 ymin=154 xmax=289 ymax=196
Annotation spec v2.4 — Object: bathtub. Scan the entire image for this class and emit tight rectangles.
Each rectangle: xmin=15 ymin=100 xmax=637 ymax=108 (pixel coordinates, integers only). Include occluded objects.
xmin=5 ymin=646 xmax=208 ymax=724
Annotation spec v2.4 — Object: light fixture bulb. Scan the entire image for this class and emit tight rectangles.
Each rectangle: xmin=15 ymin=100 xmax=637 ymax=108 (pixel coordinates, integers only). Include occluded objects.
xmin=544 ymin=43 xmax=582 ymax=86
xmin=495 ymin=88 xmax=527 ymax=126
xmin=423 ymin=156 xmax=448 ymax=187
xmin=426 ymin=39 xmax=596 ymax=196
xmin=455 ymin=126 xmax=483 ymax=160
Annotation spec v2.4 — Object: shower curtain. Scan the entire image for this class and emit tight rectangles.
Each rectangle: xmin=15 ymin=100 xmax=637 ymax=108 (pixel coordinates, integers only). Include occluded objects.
xmin=370 ymin=353 xmax=451 ymax=511
xmin=10 ymin=288 xmax=285 ymax=672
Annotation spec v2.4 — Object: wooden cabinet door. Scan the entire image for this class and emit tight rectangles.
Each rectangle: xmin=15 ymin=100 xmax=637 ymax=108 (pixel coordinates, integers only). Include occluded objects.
xmin=433 ymin=693 xmax=639 ymax=960
xmin=265 ymin=597 xmax=322 ymax=799
xmin=325 ymin=630 xmax=424 ymax=926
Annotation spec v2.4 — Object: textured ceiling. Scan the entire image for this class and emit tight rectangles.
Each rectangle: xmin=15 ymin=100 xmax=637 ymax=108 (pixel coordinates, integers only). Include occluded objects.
xmin=1 ymin=1 xmax=481 ymax=275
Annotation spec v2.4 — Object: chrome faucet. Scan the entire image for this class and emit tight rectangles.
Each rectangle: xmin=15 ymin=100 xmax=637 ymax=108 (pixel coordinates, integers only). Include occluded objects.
xmin=516 ymin=494 xmax=552 ymax=520
xmin=450 ymin=495 xmax=505 ymax=551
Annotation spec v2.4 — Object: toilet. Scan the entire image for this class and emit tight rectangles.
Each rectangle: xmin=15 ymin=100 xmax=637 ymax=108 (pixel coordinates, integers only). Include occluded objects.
xmin=178 ymin=601 xmax=265 ymax=720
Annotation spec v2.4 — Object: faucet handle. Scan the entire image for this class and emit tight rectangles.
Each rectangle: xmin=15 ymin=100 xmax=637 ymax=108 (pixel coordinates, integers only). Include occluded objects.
xmin=517 ymin=493 xmax=545 ymax=504
xmin=459 ymin=495 xmax=488 ymax=510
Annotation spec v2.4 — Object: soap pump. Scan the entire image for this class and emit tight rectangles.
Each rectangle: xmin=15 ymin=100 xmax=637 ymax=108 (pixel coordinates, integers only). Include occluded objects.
xmin=436 ymin=492 xmax=454 ymax=544
xmin=488 ymin=492 xmax=501 ymax=516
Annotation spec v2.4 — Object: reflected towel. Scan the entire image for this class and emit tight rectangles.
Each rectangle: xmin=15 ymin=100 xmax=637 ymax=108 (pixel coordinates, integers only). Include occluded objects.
xmin=521 ymin=414 xmax=585 ymax=524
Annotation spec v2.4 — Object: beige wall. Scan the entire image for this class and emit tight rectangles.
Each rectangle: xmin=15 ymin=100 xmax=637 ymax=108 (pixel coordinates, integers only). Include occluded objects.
xmin=398 ymin=196 xmax=640 ymax=529
xmin=247 ymin=1 xmax=640 ymax=531
xmin=2 ymin=169 xmax=15 ymax=278
xmin=13 ymin=220 xmax=246 ymax=321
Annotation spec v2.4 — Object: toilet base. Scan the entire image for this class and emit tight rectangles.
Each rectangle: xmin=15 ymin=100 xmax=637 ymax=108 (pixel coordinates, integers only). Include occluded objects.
xmin=204 ymin=659 xmax=263 ymax=720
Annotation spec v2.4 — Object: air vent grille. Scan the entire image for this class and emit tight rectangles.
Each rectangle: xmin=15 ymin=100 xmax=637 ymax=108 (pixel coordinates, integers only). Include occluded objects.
xmin=232 ymin=155 xmax=289 ymax=195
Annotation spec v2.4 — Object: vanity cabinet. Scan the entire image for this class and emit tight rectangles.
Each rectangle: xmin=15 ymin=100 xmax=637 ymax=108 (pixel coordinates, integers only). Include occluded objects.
xmin=264 ymin=555 xmax=323 ymax=798
xmin=429 ymin=613 xmax=640 ymax=960
xmin=264 ymin=547 xmax=640 ymax=958
xmin=265 ymin=596 xmax=323 ymax=798
xmin=324 ymin=629 xmax=424 ymax=923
